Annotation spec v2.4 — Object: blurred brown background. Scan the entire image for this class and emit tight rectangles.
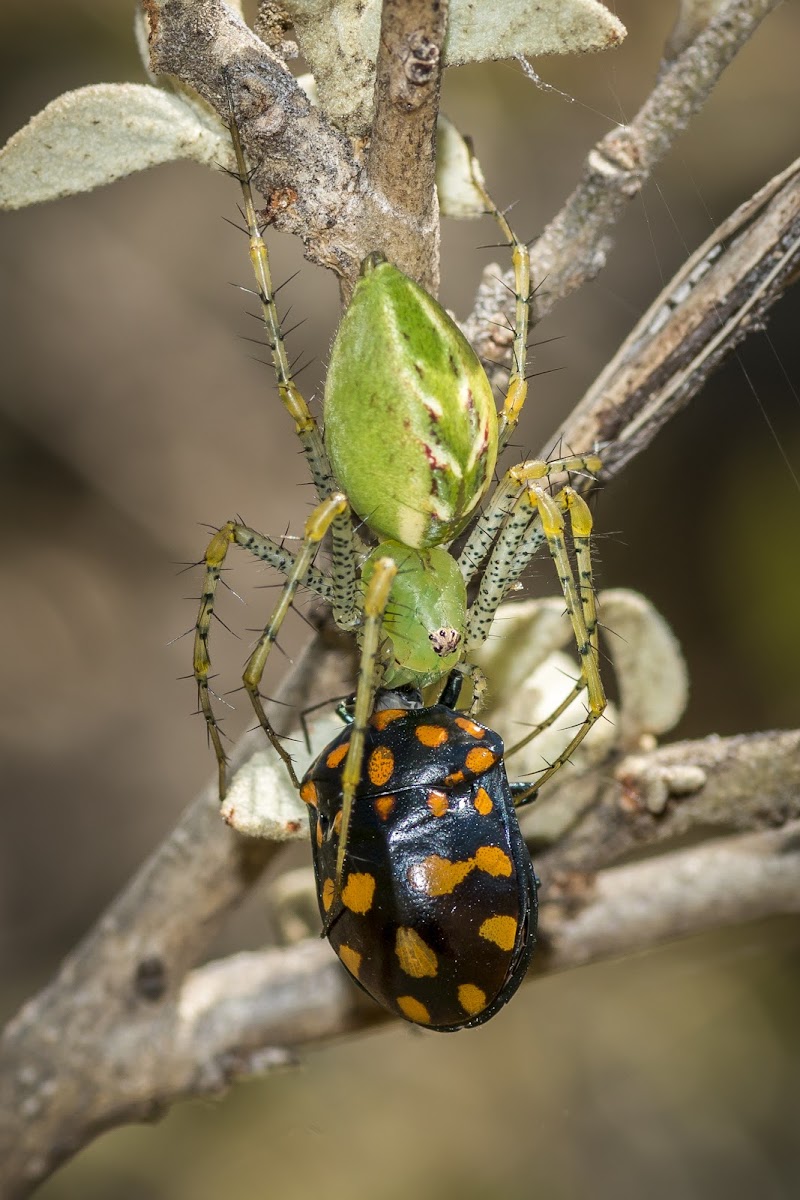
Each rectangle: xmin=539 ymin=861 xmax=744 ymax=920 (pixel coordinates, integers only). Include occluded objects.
xmin=2 ymin=2 xmax=799 ymax=1197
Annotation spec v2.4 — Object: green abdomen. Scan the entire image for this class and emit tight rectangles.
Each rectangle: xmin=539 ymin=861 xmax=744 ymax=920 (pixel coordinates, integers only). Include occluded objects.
xmin=325 ymin=256 xmax=498 ymax=550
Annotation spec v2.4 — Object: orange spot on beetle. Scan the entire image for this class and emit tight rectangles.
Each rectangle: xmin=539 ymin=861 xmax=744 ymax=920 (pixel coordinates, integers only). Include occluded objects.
xmin=396 ymin=996 xmax=431 ymax=1025
xmin=455 ymin=716 xmax=486 ymax=739
xmin=479 ymin=915 xmax=518 ymax=951
xmin=427 ymin=790 xmax=448 ymax=817
xmin=374 ymin=795 xmax=396 ymax=820
xmin=465 ymin=747 xmax=496 ymax=773
xmin=370 ymin=708 xmax=406 ymax=731
xmin=408 ymin=854 xmax=473 ymax=896
xmin=474 ymin=845 xmax=512 ymax=877
xmin=341 ymin=872 xmax=376 ymax=914
xmin=368 ymin=745 xmax=394 ymax=787
xmin=395 ymin=927 xmax=439 ymax=978
xmin=415 ymin=723 xmax=449 ymax=748
xmin=444 ymin=770 xmax=465 ymax=787
xmin=322 ymin=877 xmax=335 ymax=912
xmin=473 ymin=786 xmax=493 ymax=815
xmin=458 ymin=983 xmax=487 ymax=1015
xmin=408 ymin=844 xmax=512 ymax=896
xmin=299 ymin=780 xmax=317 ymax=807
xmin=338 ymin=944 xmax=362 ymax=978
xmin=326 ymin=742 xmax=350 ymax=769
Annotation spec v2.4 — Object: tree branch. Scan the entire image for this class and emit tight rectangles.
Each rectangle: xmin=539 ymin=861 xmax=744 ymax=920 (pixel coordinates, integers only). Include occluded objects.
xmin=539 ymin=729 xmax=800 ymax=874
xmin=363 ymin=0 xmax=448 ymax=288
xmin=558 ymin=157 xmax=800 ymax=475
xmin=465 ymin=0 xmax=783 ymax=359
xmin=541 ymin=818 xmax=800 ymax=968
xmin=146 ymin=0 xmax=448 ymax=287
xmin=2 ymin=721 xmax=798 ymax=1195
xmin=146 ymin=0 xmax=361 ymax=275
xmin=146 ymin=0 xmax=781 ymax=295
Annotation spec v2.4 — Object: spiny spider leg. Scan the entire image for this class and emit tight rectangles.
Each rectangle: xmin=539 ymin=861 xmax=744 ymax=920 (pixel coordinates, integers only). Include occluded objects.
xmin=511 ymin=487 xmax=606 ymax=805
xmin=506 ymin=674 xmax=587 ymax=758
xmin=537 ymin=488 xmax=602 ymax=708
xmin=469 ymin=151 xmax=530 ymax=453
xmin=234 ymin=524 xmax=333 ymax=600
xmin=463 ymin=457 xmax=600 ymax=651
xmin=459 ymin=661 xmax=489 ymax=716
xmin=504 ymin=484 xmax=603 ymax=759
xmin=241 ymin=493 xmax=349 ymax=792
xmin=512 ymin=459 xmax=599 ymax=576
xmin=226 ymin=81 xmax=359 ymax=628
xmin=457 ymin=453 xmax=601 ymax=587
xmin=194 ymin=504 xmax=343 ymax=796
xmin=323 ymin=555 xmax=398 ymax=931
xmin=464 ymin=477 xmax=546 ymax=652
xmin=459 ymin=473 xmax=604 ymax=799
xmin=194 ymin=520 xmax=237 ymax=795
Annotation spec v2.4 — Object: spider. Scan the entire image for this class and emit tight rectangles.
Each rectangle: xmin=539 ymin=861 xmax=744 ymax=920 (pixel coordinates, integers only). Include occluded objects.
xmin=193 ymin=93 xmax=606 ymax=1027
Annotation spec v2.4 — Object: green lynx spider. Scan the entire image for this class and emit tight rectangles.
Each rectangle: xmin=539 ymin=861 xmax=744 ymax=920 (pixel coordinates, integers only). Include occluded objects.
xmin=194 ymin=93 xmax=606 ymax=893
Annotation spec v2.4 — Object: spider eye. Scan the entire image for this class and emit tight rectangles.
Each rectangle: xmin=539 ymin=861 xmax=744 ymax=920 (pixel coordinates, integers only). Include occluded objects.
xmin=428 ymin=627 xmax=462 ymax=657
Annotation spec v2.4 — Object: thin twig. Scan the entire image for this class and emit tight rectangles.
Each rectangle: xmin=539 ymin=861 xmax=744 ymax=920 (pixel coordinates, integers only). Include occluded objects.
xmin=542 ymin=818 xmax=800 ymax=967
xmin=465 ymin=0 xmax=784 ymax=358
xmin=3 ymin=784 xmax=797 ymax=1198
xmin=559 ymin=158 xmax=800 ymax=475
xmin=539 ymin=729 xmax=800 ymax=874
xmin=364 ymin=0 xmax=448 ymax=288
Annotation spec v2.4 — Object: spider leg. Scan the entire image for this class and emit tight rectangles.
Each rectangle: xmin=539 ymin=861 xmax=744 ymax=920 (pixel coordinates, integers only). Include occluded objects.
xmin=505 ymin=674 xmax=585 ymax=761
xmin=457 ymin=453 xmax=601 ymax=587
xmin=322 ymin=555 xmax=398 ymax=933
xmin=462 ymin=474 xmax=604 ymax=801
xmin=511 ymin=487 xmax=605 ymax=806
xmin=194 ymin=502 xmax=343 ymax=798
xmin=241 ymin=494 xmax=349 ymax=793
xmin=226 ymin=80 xmax=359 ymax=625
xmin=468 ymin=153 xmax=531 ymax=452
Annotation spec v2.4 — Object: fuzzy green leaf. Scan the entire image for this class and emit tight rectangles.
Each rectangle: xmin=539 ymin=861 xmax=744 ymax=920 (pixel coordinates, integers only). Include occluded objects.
xmin=0 ymin=83 xmax=232 ymax=210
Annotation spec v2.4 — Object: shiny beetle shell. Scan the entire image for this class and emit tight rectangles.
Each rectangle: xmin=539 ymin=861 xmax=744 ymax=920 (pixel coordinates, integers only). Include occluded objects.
xmin=300 ymin=703 xmax=537 ymax=1031
xmin=324 ymin=254 xmax=498 ymax=551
